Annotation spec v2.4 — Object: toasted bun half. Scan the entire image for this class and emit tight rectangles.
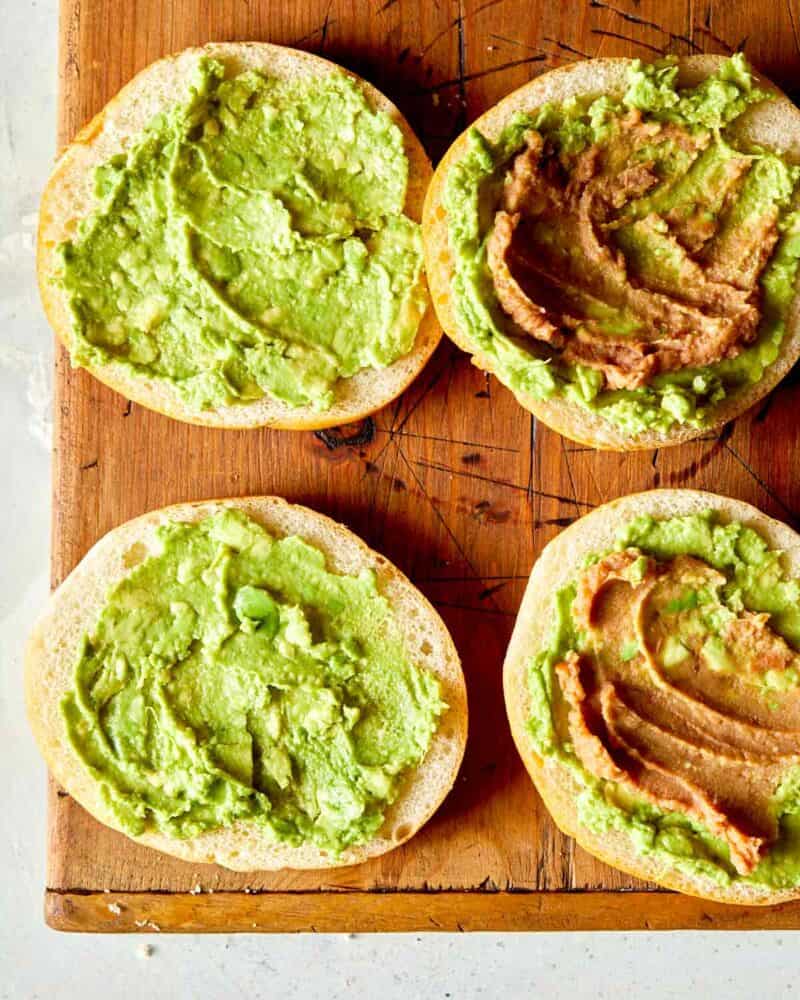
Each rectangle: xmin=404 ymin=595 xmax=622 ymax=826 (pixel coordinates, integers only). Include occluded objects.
xmin=423 ymin=57 xmax=800 ymax=450
xmin=25 ymin=496 xmax=467 ymax=871
xmin=38 ymin=42 xmax=439 ymax=430
xmin=504 ymin=488 xmax=800 ymax=904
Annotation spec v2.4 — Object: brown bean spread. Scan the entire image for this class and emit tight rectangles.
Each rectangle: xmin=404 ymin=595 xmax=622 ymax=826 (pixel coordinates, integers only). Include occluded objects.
xmin=553 ymin=549 xmax=800 ymax=874
xmin=487 ymin=113 xmax=779 ymax=391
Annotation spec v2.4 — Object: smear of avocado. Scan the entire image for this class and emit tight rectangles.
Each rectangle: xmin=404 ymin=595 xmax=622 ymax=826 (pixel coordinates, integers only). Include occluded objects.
xmin=527 ymin=510 xmax=800 ymax=888
xmin=445 ymin=54 xmax=800 ymax=436
xmin=61 ymin=509 xmax=445 ymax=851
xmin=58 ymin=59 xmax=427 ymax=412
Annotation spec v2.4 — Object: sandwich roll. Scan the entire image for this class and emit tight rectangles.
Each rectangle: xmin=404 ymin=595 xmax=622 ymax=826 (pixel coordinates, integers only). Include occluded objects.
xmin=26 ymin=496 xmax=467 ymax=871
xmin=424 ymin=55 xmax=800 ymax=450
xmin=505 ymin=489 xmax=800 ymax=903
xmin=39 ymin=43 xmax=439 ymax=429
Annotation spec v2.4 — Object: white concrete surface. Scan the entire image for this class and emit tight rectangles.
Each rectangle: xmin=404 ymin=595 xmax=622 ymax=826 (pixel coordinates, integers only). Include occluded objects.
xmin=0 ymin=2 xmax=796 ymax=996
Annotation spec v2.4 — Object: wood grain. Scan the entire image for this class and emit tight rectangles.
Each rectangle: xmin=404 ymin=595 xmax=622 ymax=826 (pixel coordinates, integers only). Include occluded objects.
xmin=45 ymin=890 xmax=800 ymax=933
xmin=47 ymin=0 xmax=800 ymax=929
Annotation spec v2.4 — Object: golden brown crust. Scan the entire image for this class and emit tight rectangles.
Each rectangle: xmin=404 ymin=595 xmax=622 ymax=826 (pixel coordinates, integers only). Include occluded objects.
xmin=503 ymin=488 xmax=800 ymax=904
xmin=38 ymin=42 xmax=440 ymax=430
xmin=423 ymin=56 xmax=800 ymax=451
xmin=26 ymin=496 xmax=467 ymax=871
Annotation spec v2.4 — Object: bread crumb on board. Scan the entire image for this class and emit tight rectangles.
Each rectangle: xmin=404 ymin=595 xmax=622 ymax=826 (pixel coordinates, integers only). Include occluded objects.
xmin=134 ymin=918 xmax=162 ymax=932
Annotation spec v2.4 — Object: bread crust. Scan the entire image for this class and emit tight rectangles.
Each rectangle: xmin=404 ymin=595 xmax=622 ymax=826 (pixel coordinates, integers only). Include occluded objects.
xmin=503 ymin=488 xmax=800 ymax=904
xmin=423 ymin=56 xmax=800 ymax=450
xmin=25 ymin=496 xmax=467 ymax=871
xmin=38 ymin=42 xmax=440 ymax=430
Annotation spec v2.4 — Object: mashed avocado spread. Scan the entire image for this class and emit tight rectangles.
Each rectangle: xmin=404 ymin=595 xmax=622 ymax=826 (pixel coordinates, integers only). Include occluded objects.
xmin=58 ymin=59 xmax=427 ymax=411
xmin=528 ymin=510 xmax=800 ymax=887
xmin=445 ymin=55 xmax=800 ymax=435
xmin=61 ymin=509 xmax=445 ymax=850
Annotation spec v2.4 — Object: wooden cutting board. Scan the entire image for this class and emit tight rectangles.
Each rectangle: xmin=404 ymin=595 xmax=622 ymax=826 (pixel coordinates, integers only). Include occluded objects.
xmin=47 ymin=0 xmax=800 ymax=932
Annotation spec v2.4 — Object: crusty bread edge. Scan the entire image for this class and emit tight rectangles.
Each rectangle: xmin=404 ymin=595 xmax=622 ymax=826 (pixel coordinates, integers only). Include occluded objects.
xmin=25 ymin=496 xmax=468 ymax=871
xmin=503 ymin=487 xmax=800 ymax=904
xmin=423 ymin=56 xmax=800 ymax=451
xmin=38 ymin=42 xmax=440 ymax=430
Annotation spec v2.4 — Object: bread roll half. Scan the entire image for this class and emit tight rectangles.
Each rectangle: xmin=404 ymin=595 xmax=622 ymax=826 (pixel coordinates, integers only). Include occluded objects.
xmin=38 ymin=43 xmax=439 ymax=429
xmin=26 ymin=496 xmax=467 ymax=871
xmin=504 ymin=488 xmax=800 ymax=904
xmin=423 ymin=57 xmax=800 ymax=450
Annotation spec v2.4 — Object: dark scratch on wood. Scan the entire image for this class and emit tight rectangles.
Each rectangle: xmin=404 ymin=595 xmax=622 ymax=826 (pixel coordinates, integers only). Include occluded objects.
xmin=416 ymin=54 xmax=547 ymax=94
xmin=542 ymin=36 xmax=593 ymax=60
xmin=417 ymin=573 xmax=528 ymax=583
xmin=415 ymin=457 xmax=592 ymax=507
xmin=456 ymin=0 xmax=468 ymax=131
xmin=386 ymin=390 xmax=406 ymax=441
xmin=686 ymin=0 xmax=695 ymax=55
xmin=433 ymin=600 xmax=516 ymax=617
xmin=478 ymin=581 xmax=508 ymax=599
xmin=722 ymin=438 xmax=800 ymax=527
xmin=378 ymin=0 xmax=399 ymax=12
xmin=668 ymin=426 xmax=732 ymax=488
xmin=291 ymin=20 xmax=337 ymax=47
xmin=396 ymin=447 xmax=491 ymax=599
xmin=489 ymin=32 xmax=541 ymax=54
xmin=475 ymin=0 xmax=506 ymax=13
xmin=367 ymin=433 xmax=407 ymax=549
xmin=375 ymin=426 xmax=518 ymax=454
xmin=753 ymin=394 xmax=776 ymax=424
xmin=525 ymin=413 xmax=537 ymax=528
xmin=533 ymin=515 xmax=576 ymax=528
xmin=560 ymin=438 xmax=582 ymax=517
xmin=717 ymin=421 xmax=735 ymax=447
xmin=421 ymin=0 xmax=504 ymax=59
xmin=787 ymin=0 xmax=800 ymax=59
xmin=694 ymin=21 xmax=735 ymax=53
xmin=581 ymin=453 xmax=607 ymax=503
xmin=370 ymin=367 xmax=454 ymax=470
xmin=314 ymin=418 xmax=376 ymax=451
xmin=651 ymin=448 xmax=661 ymax=487
xmin=422 ymin=19 xmax=459 ymax=57
xmin=81 ymin=458 xmax=98 ymax=471
xmin=121 ymin=400 xmax=132 ymax=417
xmin=417 ymin=458 xmax=526 ymax=494
xmin=526 ymin=413 xmax=538 ymax=546
xmin=369 ymin=347 xmax=463 ymax=469
xmin=589 ymin=0 xmax=703 ymax=52
xmin=358 ymin=430 xmax=395 ymax=485
xmin=590 ymin=28 xmax=665 ymax=56
xmin=318 ymin=0 xmax=335 ymax=52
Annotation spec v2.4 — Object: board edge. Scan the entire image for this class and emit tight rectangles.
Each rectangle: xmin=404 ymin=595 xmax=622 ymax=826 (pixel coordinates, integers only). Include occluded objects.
xmin=44 ymin=889 xmax=800 ymax=933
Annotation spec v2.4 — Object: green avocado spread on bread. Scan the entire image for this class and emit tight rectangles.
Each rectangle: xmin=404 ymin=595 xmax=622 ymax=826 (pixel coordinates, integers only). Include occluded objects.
xmin=445 ymin=55 xmax=800 ymax=436
xmin=61 ymin=509 xmax=445 ymax=851
xmin=57 ymin=59 xmax=427 ymax=412
xmin=528 ymin=510 xmax=800 ymax=888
